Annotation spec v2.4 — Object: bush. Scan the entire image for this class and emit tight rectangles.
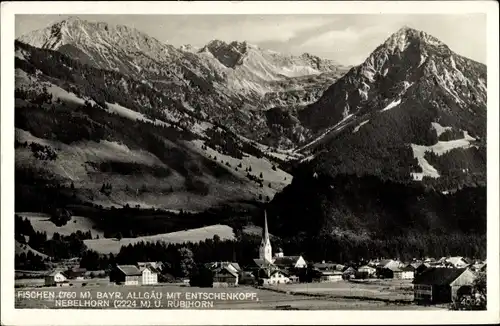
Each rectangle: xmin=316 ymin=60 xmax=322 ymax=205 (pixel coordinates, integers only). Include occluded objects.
xmin=189 ymin=266 xmax=213 ymax=288
xmin=50 ymin=208 xmax=72 ymax=226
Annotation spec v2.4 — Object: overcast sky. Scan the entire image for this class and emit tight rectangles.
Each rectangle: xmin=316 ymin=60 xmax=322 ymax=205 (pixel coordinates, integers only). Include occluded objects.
xmin=15 ymin=14 xmax=486 ymax=66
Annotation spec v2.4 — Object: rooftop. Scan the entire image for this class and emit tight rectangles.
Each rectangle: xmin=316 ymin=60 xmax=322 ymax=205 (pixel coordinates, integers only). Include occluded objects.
xmin=116 ymin=265 xmax=142 ymax=276
xmin=413 ymin=267 xmax=467 ymax=285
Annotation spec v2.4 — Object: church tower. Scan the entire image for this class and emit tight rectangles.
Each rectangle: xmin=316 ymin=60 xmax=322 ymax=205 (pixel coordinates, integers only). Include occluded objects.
xmin=259 ymin=210 xmax=273 ymax=263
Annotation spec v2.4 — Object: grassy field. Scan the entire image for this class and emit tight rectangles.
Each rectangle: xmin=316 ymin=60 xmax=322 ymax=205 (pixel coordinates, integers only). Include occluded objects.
xmin=17 ymin=212 xmax=105 ymax=239
xmin=14 ymin=282 xmax=443 ymax=310
xmin=83 ymin=224 xmax=235 ymax=254
xmin=267 ymin=279 xmax=415 ymax=302
xmin=15 ymin=240 xmax=49 ymax=258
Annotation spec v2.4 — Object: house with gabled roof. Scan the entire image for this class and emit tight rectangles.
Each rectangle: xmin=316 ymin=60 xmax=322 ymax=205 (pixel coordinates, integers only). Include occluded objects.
xmin=138 ymin=263 xmax=159 ymax=285
xmin=445 ymin=257 xmax=470 ymax=268
xmin=413 ymin=268 xmax=476 ymax=304
xmin=313 ymin=261 xmax=337 ymax=271
xmin=401 ymin=265 xmax=415 ymax=280
xmin=342 ymin=266 xmax=357 ymax=279
xmin=45 ymin=271 xmax=69 ymax=287
xmin=137 ymin=261 xmax=164 ymax=272
xmin=273 ymin=256 xmax=307 ymax=269
xmin=110 ymin=265 xmax=141 ymax=285
xmin=358 ymin=265 xmax=377 ymax=277
xmin=260 ymin=269 xmax=290 ymax=285
xmin=213 ymin=266 xmax=239 ymax=286
xmin=64 ymin=267 xmax=87 ymax=280
xmin=209 ymin=261 xmax=241 ymax=275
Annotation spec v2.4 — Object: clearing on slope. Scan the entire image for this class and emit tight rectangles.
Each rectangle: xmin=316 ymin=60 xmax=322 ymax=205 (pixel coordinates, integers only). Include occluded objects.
xmin=16 ymin=212 xmax=104 ymax=239
xmin=83 ymin=224 xmax=235 ymax=254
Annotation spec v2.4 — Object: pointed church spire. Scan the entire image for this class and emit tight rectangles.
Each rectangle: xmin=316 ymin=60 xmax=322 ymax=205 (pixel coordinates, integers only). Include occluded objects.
xmin=263 ymin=210 xmax=269 ymax=241
xmin=259 ymin=210 xmax=272 ymax=263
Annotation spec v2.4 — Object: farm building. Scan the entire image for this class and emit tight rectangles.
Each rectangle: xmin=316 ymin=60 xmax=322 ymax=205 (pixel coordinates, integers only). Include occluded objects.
xmin=238 ymin=271 xmax=256 ymax=285
xmin=139 ymin=264 xmax=159 ymax=285
xmin=110 ymin=265 xmax=142 ymax=285
xmin=250 ymin=258 xmax=276 ymax=270
xmin=401 ymin=265 xmax=415 ymax=280
xmin=318 ymin=271 xmax=343 ymax=282
xmin=64 ymin=267 xmax=87 ymax=280
xmin=392 ymin=268 xmax=404 ymax=279
xmin=260 ymin=270 xmax=290 ymax=285
xmin=358 ymin=265 xmax=376 ymax=277
xmin=213 ymin=266 xmax=239 ymax=287
xmin=138 ymin=261 xmax=164 ymax=272
xmin=445 ymin=257 xmax=470 ymax=268
xmin=413 ymin=268 xmax=476 ymax=304
xmin=377 ymin=259 xmax=404 ymax=270
xmin=273 ymin=255 xmax=307 ymax=269
xmin=342 ymin=267 xmax=357 ymax=279
xmin=437 ymin=256 xmax=470 ymax=268
xmin=411 ymin=262 xmax=428 ymax=276
xmin=313 ymin=261 xmax=337 ymax=272
xmin=45 ymin=271 xmax=69 ymax=287
xmin=209 ymin=261 xmax=242 ymax=275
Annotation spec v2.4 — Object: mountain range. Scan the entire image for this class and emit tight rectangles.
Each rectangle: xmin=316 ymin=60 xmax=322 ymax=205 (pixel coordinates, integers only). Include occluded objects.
xmin=18 ymin=16 xmax=350 ymax=149
xmin=14 ymin=18 xmax=487 ymax=246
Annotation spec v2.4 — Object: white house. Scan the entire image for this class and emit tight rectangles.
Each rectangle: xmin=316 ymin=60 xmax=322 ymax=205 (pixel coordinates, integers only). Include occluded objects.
xmin=138 ymin=261 xmax=164 ymax=272
xmin=319 ymin=271 xmax=343 ymax=282
xmin=400 ymin=266 xmax=415 ymax=280
xmin=139 ymin=265 xmax=159 ymax=285
xmin=45 ymin=271 xmax=68 ymax=287
xmin=358 ymin=265 xmax=376 ymax=277
xmin=262 ymin=270 xmax=290 ymax=285
xmin=378 ymin=259 xmax=404 ymax=270
xmin=273 ymin=256 xmax=307 ymax=269
xmin=209 ymin=261 xmax=241 ymax=275
xmin=445 ymin=257 xmax=470 ymax=268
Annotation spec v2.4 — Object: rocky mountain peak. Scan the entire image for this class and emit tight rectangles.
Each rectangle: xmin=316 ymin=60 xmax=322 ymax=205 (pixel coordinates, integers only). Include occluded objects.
xmin=299 ymin=26 xmax=486 ymax=134
xmin=380 ymin=26 xmax=450 ymax=56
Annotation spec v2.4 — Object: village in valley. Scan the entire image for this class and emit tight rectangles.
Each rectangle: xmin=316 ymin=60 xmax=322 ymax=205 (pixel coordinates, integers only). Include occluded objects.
xmin=15 ymin=211 xmax=487 ymax=310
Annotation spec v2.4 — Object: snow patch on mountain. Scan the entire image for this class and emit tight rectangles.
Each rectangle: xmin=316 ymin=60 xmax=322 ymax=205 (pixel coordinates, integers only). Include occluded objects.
xmin=431 ymin=122 xmax=452 ymax=137
xmin=359 ymin=82 xmax=370 ymax=101
xmin=410 ymin=131 xmax=476 ymax=181
xmin=411 ymin=152 xmax=440 ymax=180
xmin=477 ymin=78 xmax=487 ymax=93
xmin=381 ymin=98 xmax=401 ymax=112
xmin=47 ymin=84 xmax=87 ymax=105
xmin=105 ymin=102 xmax=171 ymax=128
xmin=353 ymin=120 xmax=370 ymax=133
xmin=297 ymin=114 xmax=355 ymax=152
xmin=403 ymin=81 xmax=413 ymax=90
xmin=15 ymin=49 xmax=29 ymax=60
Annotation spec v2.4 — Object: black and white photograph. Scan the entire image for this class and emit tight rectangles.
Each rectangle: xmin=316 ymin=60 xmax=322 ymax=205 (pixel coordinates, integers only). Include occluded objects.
xmin=1 ymin=1 xmax=499 ymax=325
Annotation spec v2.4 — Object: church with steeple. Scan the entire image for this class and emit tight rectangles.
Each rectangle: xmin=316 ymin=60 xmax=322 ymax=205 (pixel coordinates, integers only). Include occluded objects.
xmin=251 ymin=210 xmax=307 ymax=271
xmin=259 ymin=210 xmax=273 ymax=263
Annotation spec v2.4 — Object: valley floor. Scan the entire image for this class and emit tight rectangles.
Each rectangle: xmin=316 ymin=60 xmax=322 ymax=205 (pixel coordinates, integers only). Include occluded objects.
xmin=14 ymin=280 xmax=444 ymax=310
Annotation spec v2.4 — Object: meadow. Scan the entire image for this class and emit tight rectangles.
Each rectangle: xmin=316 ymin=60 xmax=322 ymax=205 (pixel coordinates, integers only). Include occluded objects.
xmin=267 ymin=279 xmax=415 ymax=302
